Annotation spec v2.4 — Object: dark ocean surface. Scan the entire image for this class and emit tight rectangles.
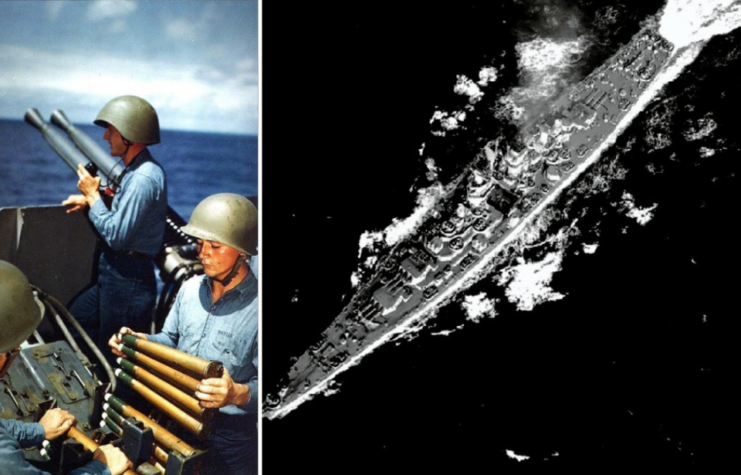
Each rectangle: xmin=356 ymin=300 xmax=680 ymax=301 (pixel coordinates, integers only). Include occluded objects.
xmin=263 ymin=0 xmax=737 ymax=472
xmin=0 ymin=119 xmax=257 ymax=221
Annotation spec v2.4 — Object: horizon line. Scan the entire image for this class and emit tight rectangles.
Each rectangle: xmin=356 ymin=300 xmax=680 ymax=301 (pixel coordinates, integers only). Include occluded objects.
xmin=0 ymin=116 xmax=257 ymax=137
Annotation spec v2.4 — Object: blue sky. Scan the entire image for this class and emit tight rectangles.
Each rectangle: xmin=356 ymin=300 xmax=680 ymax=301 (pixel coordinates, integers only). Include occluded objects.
xmin=0 ymin=0 xmax=258 ymax=135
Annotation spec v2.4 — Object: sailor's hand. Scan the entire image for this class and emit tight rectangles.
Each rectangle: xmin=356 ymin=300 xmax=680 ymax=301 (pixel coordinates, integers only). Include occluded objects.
xmin=39 ymin=408 xmax=76 ymax=440
xmin=76 ymin=164 xmax=101 ymax=206
xmin=196 ymin=367 xmax=250 ymax=409
xmin=62 ymin=194 xmax=88 ymax=213
xmin=109 ymin=326 xmax=148 ymax=357
xmin=93 ymin=444 xmax=133 ymax=475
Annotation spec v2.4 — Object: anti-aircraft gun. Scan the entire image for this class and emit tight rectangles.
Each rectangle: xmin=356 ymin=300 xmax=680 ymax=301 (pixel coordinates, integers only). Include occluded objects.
xmin=23 ymin=108 xmax=204 ymax=332
xmin=0 ymin=276 xmax=221 ymax=475
xmin=0 ymin=109 xmax=238 ymax=474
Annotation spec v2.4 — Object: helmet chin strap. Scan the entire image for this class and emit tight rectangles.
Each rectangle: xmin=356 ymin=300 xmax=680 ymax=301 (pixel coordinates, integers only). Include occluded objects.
xmin=120 ymin=136 xmax=133 ymax=161
xmin=213 ymin=254 xmax=248 ymax=287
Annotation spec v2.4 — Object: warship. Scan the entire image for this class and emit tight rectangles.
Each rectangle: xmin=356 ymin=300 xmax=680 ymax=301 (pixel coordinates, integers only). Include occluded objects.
xmin=264 ymin=26 xmax=675 ymax=418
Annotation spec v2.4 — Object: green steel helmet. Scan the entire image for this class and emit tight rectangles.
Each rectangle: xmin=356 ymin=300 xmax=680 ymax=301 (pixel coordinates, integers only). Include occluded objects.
xmin=0 ymin=261 xmax=43 ymax=353
xmin=181 ymin=193 xmax=258 ymax=256
xmin=94 ymin=95 xmax=160 ymax=144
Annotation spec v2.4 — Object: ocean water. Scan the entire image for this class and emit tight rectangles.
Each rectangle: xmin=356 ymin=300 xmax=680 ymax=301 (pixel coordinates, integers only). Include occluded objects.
xmin=0 ymin=119 xmax=257 ymax=221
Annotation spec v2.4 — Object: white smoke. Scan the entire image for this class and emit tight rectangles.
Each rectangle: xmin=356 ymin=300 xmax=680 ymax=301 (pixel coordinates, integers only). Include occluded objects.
xmin=504 ymin=36 xmax=587 ymax=119
xmin=461 ymin=293 xmax=497 ymax=323
xmin=582 ymin=243 xmax=599 ymax=254
xmin=619 ymin=192 xmax=658 ymax=226
xmin=453 ymin=75 xmax=484 ymax=103
xmin=478 ymin=66 xmax=499 ymax=86
xmin=506 ymin=450 xmax=531 ymax=462
xmin=381 ymin=183 xmax=447 ymax=247
xmin=497 ymin=252 xmax=566 ymax=311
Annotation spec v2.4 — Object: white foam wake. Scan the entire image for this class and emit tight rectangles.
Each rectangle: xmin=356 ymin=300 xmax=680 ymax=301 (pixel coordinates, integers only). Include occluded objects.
xmin=660 ymin=0 xmax=741 ymax=48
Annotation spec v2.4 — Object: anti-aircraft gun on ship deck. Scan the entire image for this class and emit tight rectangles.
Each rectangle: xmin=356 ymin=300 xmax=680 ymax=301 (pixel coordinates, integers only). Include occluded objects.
xmin=0 ymin=265 xmax=226 ymax=475
xmin=0 ymin=109 xmax=251 ymax=474
xmin=23 ymin=108 xmax=204 ymax=332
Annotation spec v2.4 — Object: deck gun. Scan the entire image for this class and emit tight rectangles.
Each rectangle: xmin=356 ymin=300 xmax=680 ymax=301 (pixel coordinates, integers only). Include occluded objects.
xmin=24 ymin=108 xmax=203 ymax=328
xmin=0 ymin=306 xmax=206 ymax=474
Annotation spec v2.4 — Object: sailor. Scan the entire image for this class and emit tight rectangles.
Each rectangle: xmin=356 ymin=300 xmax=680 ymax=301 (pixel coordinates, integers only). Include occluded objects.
xmin=0 ymin=260 xmax=132 ymax=475
xmin=62 ymin=95 xmax=167 ymax=364
xmin=109 ymin=193 xmax=258 ymax=475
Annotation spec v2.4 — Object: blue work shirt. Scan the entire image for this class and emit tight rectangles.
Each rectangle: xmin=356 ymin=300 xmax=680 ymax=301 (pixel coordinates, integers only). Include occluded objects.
xmin=88 ymin=148 xmax=167 ymax=256
xmin=0 ymin=419 xmax=109 ymax=475
xmin=148 ymin=269 xmax=259 ymax=417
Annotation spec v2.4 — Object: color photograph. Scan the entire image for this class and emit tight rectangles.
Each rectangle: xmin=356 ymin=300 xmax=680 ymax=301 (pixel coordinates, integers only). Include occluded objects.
xmin=1 ymin=2 xmax=259 ymax=475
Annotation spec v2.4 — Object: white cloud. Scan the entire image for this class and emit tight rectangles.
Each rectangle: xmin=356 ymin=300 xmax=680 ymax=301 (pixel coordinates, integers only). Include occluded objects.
xmin=164 ymin=17 xmax=202 ymax=41
xmin=163 ymin=3 xmax=220 ymax=42
xmin=0 ymin=44 xmax=257 ymax=133
xmin=236 ymin=57 xmax=257 ymax=73
xmin=110 ymin=19 xmax=128 ymax=33
xmin=86 ymin=0 xmax=137 ymax=22
xmin=45 ymin=2 xmax=65 ymax=20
